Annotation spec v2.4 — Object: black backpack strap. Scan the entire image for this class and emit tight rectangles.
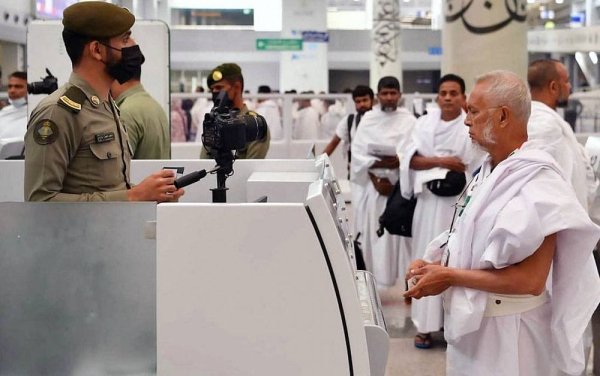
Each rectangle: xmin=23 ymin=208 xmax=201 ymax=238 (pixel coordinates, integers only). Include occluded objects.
xmin=347 ymin=113 xmax=355 ymax=137
xmin=347 ymin=114 xmax=355 ymax=164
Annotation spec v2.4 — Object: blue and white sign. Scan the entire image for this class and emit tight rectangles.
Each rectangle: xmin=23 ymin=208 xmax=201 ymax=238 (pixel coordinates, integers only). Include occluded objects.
xmin=428 ymin=47 xmax=443 ymax=55
xmin=301 ymin=31 xmax=329 ymax=43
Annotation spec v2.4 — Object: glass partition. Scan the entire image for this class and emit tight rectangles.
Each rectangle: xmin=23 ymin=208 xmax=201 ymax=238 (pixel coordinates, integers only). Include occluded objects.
xmin=0 ymin=202 xmax=157 ymax=376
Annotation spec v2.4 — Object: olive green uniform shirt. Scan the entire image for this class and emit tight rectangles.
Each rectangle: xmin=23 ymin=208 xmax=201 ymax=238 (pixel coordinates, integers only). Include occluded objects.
xmin=24 ymin=73 xmax=133 ymax=202
xmin=115 ymin=84 xmax=170 ymax=159
xmin=200 ymin=104 xmax=271 ymax=159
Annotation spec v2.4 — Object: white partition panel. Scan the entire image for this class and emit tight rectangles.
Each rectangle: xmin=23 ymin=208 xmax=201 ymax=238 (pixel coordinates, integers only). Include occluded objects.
xmin=27 ymin=20 xmax=170 ymax=116
xmin=156 ymin=203 xmax=368 ymax=376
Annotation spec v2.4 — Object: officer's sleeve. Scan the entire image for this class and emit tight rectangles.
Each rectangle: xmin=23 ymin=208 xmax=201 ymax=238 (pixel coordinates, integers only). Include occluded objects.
xmin=120 ymin=110 xmax=142 ymax=157
xmin=24 ymin=105 xmax=129 ymax=202
xmin=245 ymin=125 xmax=271 ymax=159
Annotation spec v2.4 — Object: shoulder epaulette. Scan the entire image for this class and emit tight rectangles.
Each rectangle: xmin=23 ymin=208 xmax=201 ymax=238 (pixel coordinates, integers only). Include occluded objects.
xmin=57 ymin=86 xmax=86 ymax=114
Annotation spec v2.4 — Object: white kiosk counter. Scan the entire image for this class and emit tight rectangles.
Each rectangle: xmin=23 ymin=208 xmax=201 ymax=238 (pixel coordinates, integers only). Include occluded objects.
xmin=0 ymin=156 xmax=388 ymax=375
xmin=157 ymin=155 xmax=388 ymax=376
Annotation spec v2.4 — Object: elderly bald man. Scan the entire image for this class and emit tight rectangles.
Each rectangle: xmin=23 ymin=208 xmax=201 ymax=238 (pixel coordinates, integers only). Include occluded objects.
xmin=404 ymin=70 xmax=600 ymax=376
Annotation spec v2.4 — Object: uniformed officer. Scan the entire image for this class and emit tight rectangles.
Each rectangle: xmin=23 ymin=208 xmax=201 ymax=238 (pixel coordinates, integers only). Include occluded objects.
xmin=200 ymin=63 xmax=271 ymax=159
xmin=24 ymin=1 xmax=184 ymax=202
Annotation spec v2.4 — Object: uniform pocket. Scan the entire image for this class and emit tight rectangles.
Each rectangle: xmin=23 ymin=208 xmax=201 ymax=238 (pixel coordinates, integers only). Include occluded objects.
xmin=89 ymin=141 xmax=121 ymax=160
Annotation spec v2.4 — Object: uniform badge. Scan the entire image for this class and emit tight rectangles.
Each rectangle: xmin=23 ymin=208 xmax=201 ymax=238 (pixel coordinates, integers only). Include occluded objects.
xmin=212 ymin=70 xmax=223 ymax=81
xmin=91 ymin=96 xmax=100 ymax=106
xmin=59 ymin=95 xmax=82 ymax=111
xmin=95 ymin=133 xmax=115 ymax=143
xmin=33 ymin=119 xmax=59 ymax=145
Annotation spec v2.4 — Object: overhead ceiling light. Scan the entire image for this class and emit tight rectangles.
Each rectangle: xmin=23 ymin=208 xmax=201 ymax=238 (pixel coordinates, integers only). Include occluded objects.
xmin=527 ymin=0 xmax=535 ymax=4
xmin=556 ymin=0 xmax=564 ymax=3
xmin=590 ymin=51 xmax=598 ymax=65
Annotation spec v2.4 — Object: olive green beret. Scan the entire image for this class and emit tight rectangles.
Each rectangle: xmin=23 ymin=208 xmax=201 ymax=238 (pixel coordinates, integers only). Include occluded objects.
xmin=207 ymin=63 xmax=243 ymax=88
xmin=63 ymin=1 xmax=135 ymax=39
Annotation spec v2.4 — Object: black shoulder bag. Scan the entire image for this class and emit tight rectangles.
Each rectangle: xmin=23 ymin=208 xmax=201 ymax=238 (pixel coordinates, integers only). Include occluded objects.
xmin=426 ymin=171 xmax=467 ymax=197
xmin=377 ymin=180 xmax=417 ymax=237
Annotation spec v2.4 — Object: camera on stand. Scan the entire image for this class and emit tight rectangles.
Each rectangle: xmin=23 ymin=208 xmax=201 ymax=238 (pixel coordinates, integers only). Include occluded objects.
xmin=27 ymin=68 xmax=58 ymax=95
xmin=173 ymin=91 xmax=268 ymax=203
xmin=202 ymin=91 xmax=268 ymax=151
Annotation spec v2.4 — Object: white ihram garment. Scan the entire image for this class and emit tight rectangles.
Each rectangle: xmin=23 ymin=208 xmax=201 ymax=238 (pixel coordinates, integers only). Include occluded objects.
xmin=427 ymin=142 xmax=600 ymax=376
xmin=351 ymin=107 xmax=416 ymax=287
xmin=528 ymin=101 xmax=598 ymax=372
xmin=0 ymin=103 xmax=27 ymax=140
xmin=528 ymin=101 xmax=597 ymax=210
xmin=293 ymin=106 xmax=320 ymax=140
xmin=399 ymin=109 xmax=476 ymax=333
xmin=256 ymin=100 xmax=282 ymax=140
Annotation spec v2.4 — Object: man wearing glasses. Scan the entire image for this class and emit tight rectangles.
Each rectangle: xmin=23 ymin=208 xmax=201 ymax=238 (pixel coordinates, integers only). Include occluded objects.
xmin=405 ymin=70 xmax=600 ymax=376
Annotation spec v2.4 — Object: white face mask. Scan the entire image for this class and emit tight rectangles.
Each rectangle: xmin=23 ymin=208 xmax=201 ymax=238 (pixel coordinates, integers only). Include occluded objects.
xmin=8 ymin=97 xmax=26 ymax=108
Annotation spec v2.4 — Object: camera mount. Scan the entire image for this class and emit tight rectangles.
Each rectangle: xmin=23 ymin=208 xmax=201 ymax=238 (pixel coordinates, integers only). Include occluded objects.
xmin=210 ymin=149 xmax=235 ymax=203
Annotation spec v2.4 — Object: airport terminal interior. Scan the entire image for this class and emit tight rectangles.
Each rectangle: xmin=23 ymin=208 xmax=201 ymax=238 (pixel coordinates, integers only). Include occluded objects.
xmin=3 ymin=0 xmax=600 ymax=375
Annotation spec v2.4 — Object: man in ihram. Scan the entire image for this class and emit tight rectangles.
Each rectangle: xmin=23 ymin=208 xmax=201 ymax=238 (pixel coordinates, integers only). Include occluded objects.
xmin=405 ymin=70 xmax=600 ymax=376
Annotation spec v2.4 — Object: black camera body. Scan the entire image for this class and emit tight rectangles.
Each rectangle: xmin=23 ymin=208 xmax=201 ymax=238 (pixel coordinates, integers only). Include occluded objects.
xmin=27 ymin=68 xmax=58 ymax=95
xmin=202 ymin=91 xmax=267 ymax=151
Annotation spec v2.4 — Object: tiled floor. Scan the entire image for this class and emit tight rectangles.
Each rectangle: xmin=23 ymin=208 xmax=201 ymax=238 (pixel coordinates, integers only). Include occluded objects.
xmin=379 ymin=281 xmax=446 ymax=376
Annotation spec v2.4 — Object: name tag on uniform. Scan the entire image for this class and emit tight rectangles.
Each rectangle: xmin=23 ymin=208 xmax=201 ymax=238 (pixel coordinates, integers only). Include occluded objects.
xmin=95 ymin=133 xmax=115 ymax=143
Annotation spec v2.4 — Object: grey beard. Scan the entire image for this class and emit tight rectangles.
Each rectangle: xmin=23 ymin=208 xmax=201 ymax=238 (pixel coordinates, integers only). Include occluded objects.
xmin=472 ymin=118 xmax=496 ymax=152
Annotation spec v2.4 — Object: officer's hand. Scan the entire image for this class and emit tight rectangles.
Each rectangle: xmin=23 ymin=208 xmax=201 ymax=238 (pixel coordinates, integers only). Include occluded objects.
xmin=438 ymin=156 xmax=466 ymax=172
xmin=128 ymin=170 xmax=186 ymax=202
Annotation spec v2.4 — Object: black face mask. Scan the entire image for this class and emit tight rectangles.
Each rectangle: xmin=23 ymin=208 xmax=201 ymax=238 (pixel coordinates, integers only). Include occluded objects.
xmin=102 ymin=43 xmax=146 ymax=84
xmin=212 ymin=90 xmax=232 ymax=108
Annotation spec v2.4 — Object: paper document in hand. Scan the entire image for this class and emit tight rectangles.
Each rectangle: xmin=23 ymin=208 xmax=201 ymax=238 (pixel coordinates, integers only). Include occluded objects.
xmin=367 ymin=143 xmax=397 ymax=157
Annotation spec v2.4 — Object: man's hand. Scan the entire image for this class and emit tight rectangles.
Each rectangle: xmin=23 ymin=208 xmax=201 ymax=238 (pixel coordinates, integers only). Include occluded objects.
xmin=403 ymin=265 xmax=453 ymax=299
xmin=438 ymin=156 xmax=466 ymax=172
xmin=373 ymin=155 xmax=399 ymax=169
xmin=127 ymin=170 xmax=186 ymax=203
xmin=405 ymin=258 xmax=429 ymax=280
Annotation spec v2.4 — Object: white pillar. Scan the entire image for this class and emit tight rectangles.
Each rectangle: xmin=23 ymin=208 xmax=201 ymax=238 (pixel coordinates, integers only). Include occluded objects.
xmin=1 ymin=42 xmax=24 ymax=85
xmin=586 ymin=0 xmax=598 ymax=27
xmin=280 ymin=0 xmax=328 ymax=93
xmin=370 ymin=0 xmax=403 ymax=90
xmin=442 ymin=1 xmax=528 ymax=92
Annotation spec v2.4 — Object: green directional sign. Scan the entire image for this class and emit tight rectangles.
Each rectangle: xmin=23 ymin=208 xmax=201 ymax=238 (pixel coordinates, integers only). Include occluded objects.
xmin=256 ymin=38 xmax=303 ymax=51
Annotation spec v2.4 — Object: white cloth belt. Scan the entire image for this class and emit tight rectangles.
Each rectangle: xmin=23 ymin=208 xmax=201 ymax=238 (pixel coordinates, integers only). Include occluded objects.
xmin=483 ymin=292 xmax=548 ymax=317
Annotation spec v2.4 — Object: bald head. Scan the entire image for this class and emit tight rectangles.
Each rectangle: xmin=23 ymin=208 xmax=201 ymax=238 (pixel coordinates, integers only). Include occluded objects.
xmin=527 ymin=59 xmax=571 ymax=109
xmin=528 ymin=59 xmax=561 ymax=92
